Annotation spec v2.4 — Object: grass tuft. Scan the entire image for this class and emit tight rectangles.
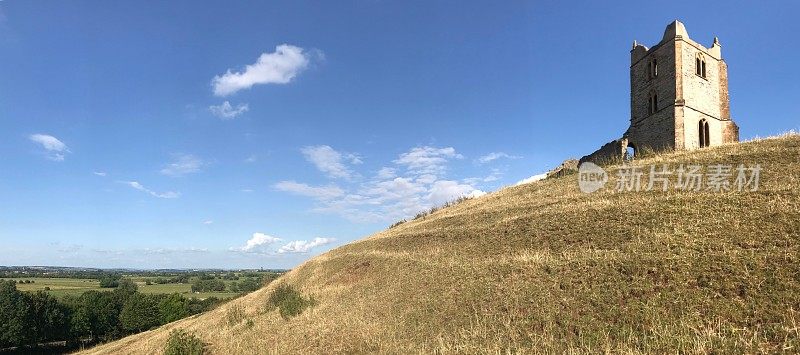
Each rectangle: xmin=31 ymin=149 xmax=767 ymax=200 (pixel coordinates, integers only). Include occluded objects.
xmin=225 ymin=304 xmax=246 ymax=326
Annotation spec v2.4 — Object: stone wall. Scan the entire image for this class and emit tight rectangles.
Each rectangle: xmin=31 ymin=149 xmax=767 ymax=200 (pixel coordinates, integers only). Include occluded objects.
xmin=722 ymin=120 xmax=740 ymax=143
xmin=579 ymin=138 xmax=627 ymax=165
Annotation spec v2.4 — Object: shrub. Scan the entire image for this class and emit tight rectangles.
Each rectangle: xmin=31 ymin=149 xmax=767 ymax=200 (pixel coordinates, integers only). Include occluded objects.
xmin=187 ymin=297 xmax=221 ymax=315
xmin=163 ymin=329 xmax=205 ymax=355
xmin=267 ymin=283 xmax=316 ymax=319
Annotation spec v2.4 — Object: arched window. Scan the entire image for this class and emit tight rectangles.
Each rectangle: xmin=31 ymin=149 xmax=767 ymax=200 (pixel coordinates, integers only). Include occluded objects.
xmin=696 ymin=54 xmax=707 ymax=79
xmin=648 ymin=90 xmax=658 ymax=115
xmin=698 ymin=119 xmax=710 ymax=147
xmin=648 ymin=58 xmax=658 ymax=80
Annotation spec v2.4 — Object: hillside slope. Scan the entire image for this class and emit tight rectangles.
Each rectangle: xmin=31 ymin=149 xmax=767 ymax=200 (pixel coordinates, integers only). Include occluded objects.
xmin=82 ymin=135 xmax=800 ymax=354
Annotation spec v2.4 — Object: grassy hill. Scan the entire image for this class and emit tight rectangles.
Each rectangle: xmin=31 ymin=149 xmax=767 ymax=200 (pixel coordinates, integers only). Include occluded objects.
xmin=80 ymin=134 xmax=800 ymax=354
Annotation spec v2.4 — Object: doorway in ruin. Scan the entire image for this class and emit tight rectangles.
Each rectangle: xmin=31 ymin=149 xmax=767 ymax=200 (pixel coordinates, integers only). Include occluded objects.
xmin=625 ymin=142 xmax=636 ymax=160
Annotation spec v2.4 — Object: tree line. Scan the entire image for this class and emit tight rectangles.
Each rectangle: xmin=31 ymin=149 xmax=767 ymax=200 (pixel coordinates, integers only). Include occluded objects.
xmin=0 ymin=279 xmax=221 ymax=350
xmin=189 ymin=272 xmax=280 ymax=293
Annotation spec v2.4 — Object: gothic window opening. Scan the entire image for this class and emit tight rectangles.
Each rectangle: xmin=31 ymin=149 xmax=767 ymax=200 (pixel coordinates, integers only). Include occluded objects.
xmin=698 ymin=119 xmax=710 ymax=147
xmin=648 ymin=91 xmax=658 ymax=115
xmin=648 ymin=58 xmax=658 ymax=79
xmin=696 ymin=54 xmax=707 ymax=79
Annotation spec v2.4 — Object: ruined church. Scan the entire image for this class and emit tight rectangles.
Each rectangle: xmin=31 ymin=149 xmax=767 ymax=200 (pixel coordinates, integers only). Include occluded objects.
xmin=581 ymin=20 xmax=739 ymax=164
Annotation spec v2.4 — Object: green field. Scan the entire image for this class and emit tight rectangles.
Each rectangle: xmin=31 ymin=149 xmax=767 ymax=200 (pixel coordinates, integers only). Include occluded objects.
xmin=1 ymin=277 xmax=239 ymax=299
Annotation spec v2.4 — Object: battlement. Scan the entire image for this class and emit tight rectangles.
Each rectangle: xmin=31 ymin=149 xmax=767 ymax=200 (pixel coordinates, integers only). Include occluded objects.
xmin=631 ymin=20 xmax=722 ymax=64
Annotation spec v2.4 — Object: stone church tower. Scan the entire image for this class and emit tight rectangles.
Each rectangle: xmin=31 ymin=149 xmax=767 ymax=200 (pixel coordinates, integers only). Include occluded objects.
xmin=581 ymin=20 xmax=739 ymax=163
xmin=626 ymin=20 xmax=738 ymax=153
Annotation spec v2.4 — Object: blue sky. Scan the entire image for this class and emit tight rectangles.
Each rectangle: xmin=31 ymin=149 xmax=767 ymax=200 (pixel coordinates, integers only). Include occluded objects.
xmin=1 ymin=1 xmax=798 ymax=269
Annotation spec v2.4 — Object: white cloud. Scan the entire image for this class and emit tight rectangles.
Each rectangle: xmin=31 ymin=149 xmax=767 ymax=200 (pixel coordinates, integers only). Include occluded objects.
xmin=515 ymin=173 xmax=548 ymax=185
xmin=141 ymin=247 xmax=209 ymax=255
xmin=427 ymin=180 xmax=485 ymax=205
xmin=29 ymin=134 xmax=70 ymax=161
xmin=361 ymin=177 xmax=427 ymax=204
xmin=121 ymin=181 xmax=180 ymax=199
xmin=277 ymin=145 xmax=487 ymax=223
xmin=212 ymin=44 xmax=312 ymax=97
xmin=346 ymin=153 xmax=363 ymax=165
xmin=376 ymin=167 xmax=396 ymax=179
xmin=235 ymin=232 xmax=282 ymax=253
xmin=273 ymin=181 xmax=344 ymax=200
xmin=244 ymin=155 xmax=257 ymax=163
xmin=464 ymin=169 xmax=503 ymax=185
xmin=466 ymin=190 xmax=487 ymax=199
xmin=160 ymin=154 xmax=206 ymax=177
xmin=476 ymin=152 xmax=520 ymax=164
xmin=93 ymin=171 xmax=107 ymax=177
xmin=278 ymin=237 xmax=334 ymax=254
xmin=416 ymin=174 xmax=438 ymax=184
xmin=203 ymin=220 xmax=214 ymax=225
xmin=209 ymin=101 xmax=249 ymax=119
xmin=394 ymin=146 xmax=462 ymax=176
xmin=301 ymin=145 xmax=358 ymax=180
xmin=94 ymin=247 xmax=209 ymax=255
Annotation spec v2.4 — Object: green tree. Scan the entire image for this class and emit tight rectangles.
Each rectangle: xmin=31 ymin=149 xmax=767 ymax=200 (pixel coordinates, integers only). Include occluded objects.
xmin=70 ymin=290 xmax=124 ymax=340
xmin=99 ymin=274 xmax=121 ymax=288
xmin=236 ymin=278 xmax=263 ymax=293
xmin=115 ymin=278 xmax=138 ymax=296
xmin=28 ymin=291 xmax=71 ymax=343
xmin=159 ymin=293 xmax=190 ymax=324
xmin=0 ymin=280 xmax=33 ymax=347
xmin=120 ymin=293 xmax=160 ymax=333
xmin=190 ymin=279 xmax=226 ymax=293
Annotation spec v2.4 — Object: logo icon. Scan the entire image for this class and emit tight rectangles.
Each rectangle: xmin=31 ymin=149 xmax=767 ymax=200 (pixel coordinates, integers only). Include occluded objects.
xmin=578 ymin=162 xmax=607 ymax=193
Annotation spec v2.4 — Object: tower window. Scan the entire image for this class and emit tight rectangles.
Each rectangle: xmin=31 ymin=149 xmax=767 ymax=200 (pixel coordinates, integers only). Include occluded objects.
xmin=696 ymin=54 xmax=707 ymax=79
xmin=698 ymin=119 xmax=710 ymax=147
xmin=648 ymin=58 xmax=658 ymax=79
xmin=648 ymin=91 xmax=658 ymax=115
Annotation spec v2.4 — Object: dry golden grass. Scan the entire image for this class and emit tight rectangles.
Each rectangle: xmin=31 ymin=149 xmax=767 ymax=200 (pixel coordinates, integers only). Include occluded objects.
xmin=79 ymin=134 xmax=800 ymax=354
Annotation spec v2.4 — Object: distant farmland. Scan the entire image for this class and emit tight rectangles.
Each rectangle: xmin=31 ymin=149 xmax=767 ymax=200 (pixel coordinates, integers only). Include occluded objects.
xmin=2 ymin=276 xmax=243 ymax=299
